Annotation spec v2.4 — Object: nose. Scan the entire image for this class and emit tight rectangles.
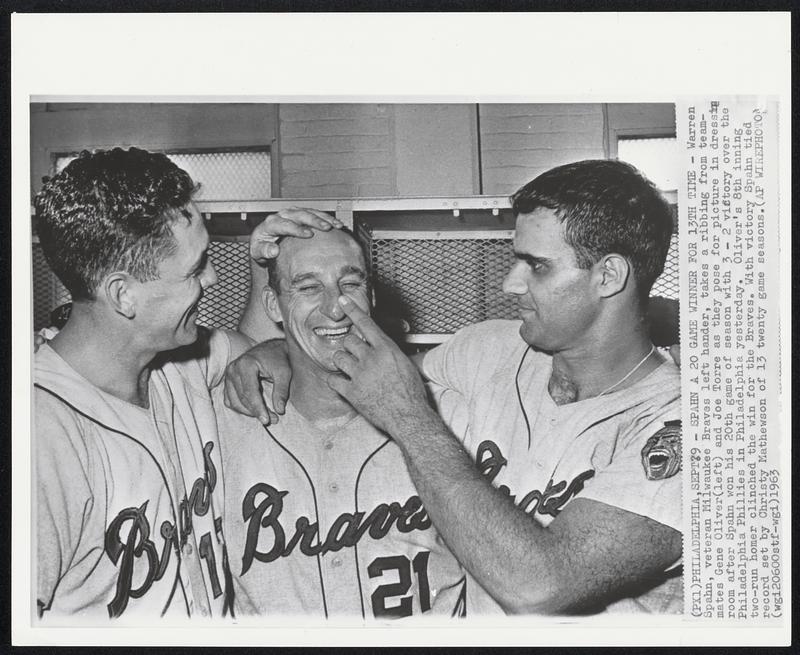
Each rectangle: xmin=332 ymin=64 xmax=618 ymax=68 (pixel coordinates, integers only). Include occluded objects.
xmin=320 ymin=289 xmax=345 ymax=321
xmin=201 ymin=260 xmax=219 ymax=290
xmin=502 ymin=261 xmax=527 ymax=296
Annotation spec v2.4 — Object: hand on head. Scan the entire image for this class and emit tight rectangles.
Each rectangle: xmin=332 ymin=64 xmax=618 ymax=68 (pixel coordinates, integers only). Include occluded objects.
xmin=250 ymin=208 xmax=343 ymax=264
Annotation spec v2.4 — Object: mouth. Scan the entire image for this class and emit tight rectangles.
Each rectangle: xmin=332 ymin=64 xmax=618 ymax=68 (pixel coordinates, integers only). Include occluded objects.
xmin=646 ymin=451 xmax=670 ymax=478
xmin=313 ymin=325 xmax=353 ymax=342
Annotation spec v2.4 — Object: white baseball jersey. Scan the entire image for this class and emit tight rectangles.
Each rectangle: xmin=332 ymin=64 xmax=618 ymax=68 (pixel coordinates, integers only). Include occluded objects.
xmin=34 ymin=329 xmax=233 ymax=622
xmin=214 ymin=387 xmax=467 ymax=620
xmin=423 ymin=319 xmax=683 ymax=615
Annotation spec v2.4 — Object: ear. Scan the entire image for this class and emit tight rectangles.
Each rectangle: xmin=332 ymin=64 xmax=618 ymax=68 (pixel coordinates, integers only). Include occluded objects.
xmin=263 ymin=286 xmax=284 ymax=324
xmin=101 ymin=272 xmax=137 ymax=318
xmin=595 ymin=253 xmax=630 ymax=298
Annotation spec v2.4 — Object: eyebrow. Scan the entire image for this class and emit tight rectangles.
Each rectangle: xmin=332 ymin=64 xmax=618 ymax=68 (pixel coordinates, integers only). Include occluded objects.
xmin=340 ymin=265 xmax=367 ymax=279
xmin=288 ymin=266 xmax=367 ymax=287
xmin=514 ymin=251 xmax=550 ymax=267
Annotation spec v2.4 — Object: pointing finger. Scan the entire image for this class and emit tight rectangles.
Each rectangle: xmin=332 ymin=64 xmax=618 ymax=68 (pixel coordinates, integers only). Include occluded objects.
xmin=337 ymin=296 xmax=385 ymax=345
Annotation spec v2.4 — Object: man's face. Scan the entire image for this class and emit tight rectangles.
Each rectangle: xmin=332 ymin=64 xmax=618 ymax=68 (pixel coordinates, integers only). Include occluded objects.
xmin=269 ymin=230 xmax=370 ymax=373
xmin=136 ymin=203 xmax=217 ymax=350
xmin=502 ymin=207 xmax=598 ymax=352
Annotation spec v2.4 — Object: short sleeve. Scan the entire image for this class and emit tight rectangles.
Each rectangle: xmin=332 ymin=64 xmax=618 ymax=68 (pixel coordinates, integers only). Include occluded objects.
xmin=426 ymin=381 xmax=471 ymax=442
xmin=422 ymin=320 xmax=522 ymax=399
xmin=580 ymin=404 xmax=683 ymax=533
xmin=202 ymin=328 xmax=234 ymax=389
xmin=35 ymin=391 xmax=94 ymax=616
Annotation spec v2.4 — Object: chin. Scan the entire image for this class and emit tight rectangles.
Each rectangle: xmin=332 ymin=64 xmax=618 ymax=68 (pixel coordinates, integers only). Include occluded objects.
xmin=519 ymin=325 xmax=552 ymax=351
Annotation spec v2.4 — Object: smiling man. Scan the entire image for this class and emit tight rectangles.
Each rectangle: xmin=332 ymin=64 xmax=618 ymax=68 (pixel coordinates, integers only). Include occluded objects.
xmin=229 ymin=160 xmax=683 ymax=616
xmin=33 ymin=148 xmax=238 ymax=621
xmin=213 ymin=228 xmax=467 ymax=619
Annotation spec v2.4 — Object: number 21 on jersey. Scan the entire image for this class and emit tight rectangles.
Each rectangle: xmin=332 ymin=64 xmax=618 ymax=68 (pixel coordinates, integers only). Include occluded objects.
xmin=368 ymin=551 xmax=431 ymax=618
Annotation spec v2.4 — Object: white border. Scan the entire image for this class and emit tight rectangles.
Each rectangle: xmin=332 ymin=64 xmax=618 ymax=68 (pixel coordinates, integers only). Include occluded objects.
xmin=11 ymin=11 xmax=791 ymax=647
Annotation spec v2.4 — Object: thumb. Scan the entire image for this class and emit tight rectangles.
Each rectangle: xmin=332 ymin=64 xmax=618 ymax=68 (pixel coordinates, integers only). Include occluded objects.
xmin=251 ymin=239 xmax=280 ymax=264
xmin=325 ymin=372 xmax=350 ymax=396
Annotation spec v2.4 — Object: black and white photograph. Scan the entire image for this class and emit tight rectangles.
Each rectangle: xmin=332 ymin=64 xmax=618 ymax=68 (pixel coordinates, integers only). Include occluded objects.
xmin=11 ymin=12 xmax=790 ymax=648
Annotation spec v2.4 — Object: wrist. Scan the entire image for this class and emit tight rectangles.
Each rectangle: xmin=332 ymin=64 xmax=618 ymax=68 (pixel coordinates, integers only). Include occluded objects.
xmin=387 ymin=404 xmax=445 ymax=444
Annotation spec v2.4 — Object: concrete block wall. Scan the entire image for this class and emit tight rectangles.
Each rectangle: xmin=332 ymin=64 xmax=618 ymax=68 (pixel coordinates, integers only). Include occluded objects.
xmin=30 ymin=103 xmax=278 ymax=196
xmin=479 ymin=103 xmax=607 ymax=196
xmin=30 ymin=103 xmax=673 ymax=200
xmin=278 ymin=104 xmax=396 ymax=198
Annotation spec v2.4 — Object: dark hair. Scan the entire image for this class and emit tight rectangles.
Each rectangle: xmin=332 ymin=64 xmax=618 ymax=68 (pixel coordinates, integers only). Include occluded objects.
xmin=265 ymin=227 xmax=369 ymax=293
xmin=34 ymin=147 xmax=197 ymax=300
xmin=511 ymin=159 xmax=674 ymax=304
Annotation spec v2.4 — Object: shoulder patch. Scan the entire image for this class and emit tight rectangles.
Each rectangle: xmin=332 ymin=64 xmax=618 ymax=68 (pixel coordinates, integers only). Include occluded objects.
xmin=641 ymin=419 xmax=681 ymax=480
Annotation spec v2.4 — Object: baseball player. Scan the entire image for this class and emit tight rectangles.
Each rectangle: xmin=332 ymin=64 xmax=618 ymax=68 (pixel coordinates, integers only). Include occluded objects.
xmin=33 ymin=149 xmax=252 ymax=621
xmin=215 ymin=227 xmax=467 ymax=619
xmin=227 ymin=160 xmax=683 ymax=615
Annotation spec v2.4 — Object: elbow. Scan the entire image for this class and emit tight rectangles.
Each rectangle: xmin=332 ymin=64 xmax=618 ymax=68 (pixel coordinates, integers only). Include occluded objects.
xmin=493 ymin=584 xmax=563 ymax=616
xmin=492 ymin=571 xmax=577 ymax=615
xmin=499 ymin=597 xmax=561 ymax=616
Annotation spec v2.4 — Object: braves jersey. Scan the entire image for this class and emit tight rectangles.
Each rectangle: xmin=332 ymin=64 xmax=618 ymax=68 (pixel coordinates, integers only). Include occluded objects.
xmin=34 ymin=329 xmax=232 ymax=622
xmin=213 ymin=386 xmax=467 ymax=620
xmin=423 ymin=319 xmax=683 ymax=615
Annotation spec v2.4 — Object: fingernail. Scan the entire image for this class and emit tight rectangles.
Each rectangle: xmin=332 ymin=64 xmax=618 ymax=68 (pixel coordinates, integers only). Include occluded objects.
xmin=338 ymin=295 xmax=352 ymax=307
xmin=259 ymin=414 xmax=269 ymax=425
xmin=302 ymin=228 xmax=313 ymax=236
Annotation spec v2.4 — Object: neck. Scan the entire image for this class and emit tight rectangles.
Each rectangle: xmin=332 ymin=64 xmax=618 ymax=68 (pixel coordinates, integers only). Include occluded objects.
xmin=288 ymin=364 xmax=356 ymax=425
xmin=548 ymin=317 xmax=661 ymax=404
xmin=50 ymin=306 xmax=155 ymax=407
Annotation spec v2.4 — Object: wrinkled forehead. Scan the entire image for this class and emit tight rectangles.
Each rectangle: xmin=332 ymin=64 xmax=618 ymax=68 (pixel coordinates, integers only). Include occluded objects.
xmin=275 ymin=230 xmax=367 ymax=283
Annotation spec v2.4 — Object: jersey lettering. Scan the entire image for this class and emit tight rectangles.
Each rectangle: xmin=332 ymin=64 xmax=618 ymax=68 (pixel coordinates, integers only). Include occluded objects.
xmin=240 ymin=482 xmax=432 ymax=576
xmin=368 ymin=551 xmax=432 ymax=618
xmin=103 ymin=441 xmax=222 ymax=618
xmin=476 ymin=440 xmax=595 ymax=518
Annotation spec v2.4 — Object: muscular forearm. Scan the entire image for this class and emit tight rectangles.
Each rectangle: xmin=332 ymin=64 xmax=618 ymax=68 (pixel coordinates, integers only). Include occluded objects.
xmin=327 ymin=297 xmax=681 ymax=614
xmin=389 ymin=407 xmax=571 ymax=614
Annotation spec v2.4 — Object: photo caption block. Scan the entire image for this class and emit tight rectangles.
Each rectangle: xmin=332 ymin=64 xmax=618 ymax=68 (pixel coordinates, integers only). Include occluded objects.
xmin=679 ymin=98 xmax=783 ymax=621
